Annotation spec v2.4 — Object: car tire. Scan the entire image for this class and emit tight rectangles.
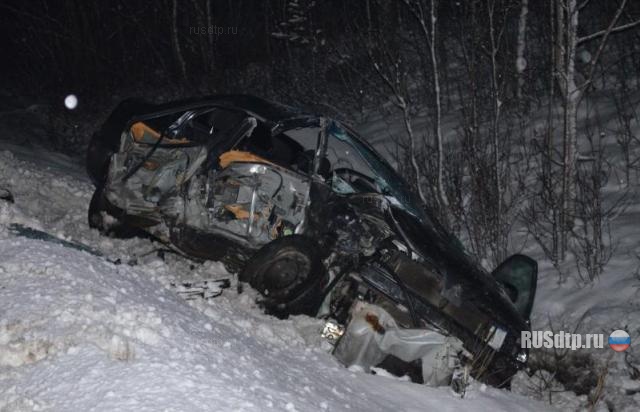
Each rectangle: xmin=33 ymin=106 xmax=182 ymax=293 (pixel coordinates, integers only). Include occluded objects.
xmin=88 ymin=186 xmax=108 ymax=231
xmin=239 ymin=235 xmax=328 ymax=317
xmin=86 ymin=135 xmax=114 ymax=187
xmin=88 ymin=186 xmax=140 ymax=238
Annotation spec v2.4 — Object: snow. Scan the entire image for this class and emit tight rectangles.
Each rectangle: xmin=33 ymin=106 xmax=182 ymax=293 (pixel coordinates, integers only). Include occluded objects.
xmin=0 ymin=145 xmax=548 ymax=410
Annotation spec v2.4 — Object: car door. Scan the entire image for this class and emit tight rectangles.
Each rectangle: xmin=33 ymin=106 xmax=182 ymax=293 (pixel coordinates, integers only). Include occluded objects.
xmin=491 ymin=254 xmax=538 ymax=320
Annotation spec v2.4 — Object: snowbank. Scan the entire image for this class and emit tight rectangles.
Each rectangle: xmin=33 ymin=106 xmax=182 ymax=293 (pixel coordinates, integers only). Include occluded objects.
xmin=0 ymin=148 xmax=548 ymax=410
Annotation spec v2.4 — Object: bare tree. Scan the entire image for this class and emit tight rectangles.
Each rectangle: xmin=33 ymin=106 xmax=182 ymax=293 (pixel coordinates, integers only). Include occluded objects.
xmin=552 ymin=0 xmax=640 ymax=259
xmin=367 ymin=43 xmax=430 ymax=208
xmin=171 ymin=0 xmax=187 ymax=81
xmin=401 ymin=0 xmax=449 ymax=211
xmin=486 ymin=0 xmax=507 ymax=262
xmin=426 ymin=0 xmax=448 ymax=211
xmin=515 ymin=0 xmax=529 ymax=102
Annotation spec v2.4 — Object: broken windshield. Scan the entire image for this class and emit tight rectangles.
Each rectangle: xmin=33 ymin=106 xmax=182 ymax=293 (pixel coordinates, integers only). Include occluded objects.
xmin=326 ymin=121 xmax=428 ymax=222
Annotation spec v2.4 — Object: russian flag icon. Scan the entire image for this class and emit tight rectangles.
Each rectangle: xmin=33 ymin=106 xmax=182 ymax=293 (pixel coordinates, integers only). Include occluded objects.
xmin=609 ymin=330 xmax=631 ymax=352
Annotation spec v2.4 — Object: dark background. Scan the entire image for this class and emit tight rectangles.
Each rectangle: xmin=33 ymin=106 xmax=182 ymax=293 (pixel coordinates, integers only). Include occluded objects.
xmin=3 ymin=1 xmax=637 ymax=110
xmin=1 ymin=0 xmax=639 ymax=270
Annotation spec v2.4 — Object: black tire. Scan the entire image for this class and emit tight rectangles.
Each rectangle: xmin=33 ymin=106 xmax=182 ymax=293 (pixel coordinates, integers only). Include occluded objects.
xmin=88 ymin=186 xmax=141 ymax=238
xmin=86 ymin=135 xmax=115 ymax=187
xmin=88 ymin=186 xmax=108 ymax=231
xmin=239 ymin=235 xmax=328 ymax=317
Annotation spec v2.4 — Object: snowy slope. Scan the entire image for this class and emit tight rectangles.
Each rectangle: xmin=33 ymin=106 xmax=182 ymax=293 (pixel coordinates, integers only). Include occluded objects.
xmin=0 ymin=145 xmax=549 ymax=410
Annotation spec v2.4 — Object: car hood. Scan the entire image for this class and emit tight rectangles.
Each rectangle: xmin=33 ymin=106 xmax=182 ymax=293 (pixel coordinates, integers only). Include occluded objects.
xmin=385 ymin=204 xmax=529 ymax=334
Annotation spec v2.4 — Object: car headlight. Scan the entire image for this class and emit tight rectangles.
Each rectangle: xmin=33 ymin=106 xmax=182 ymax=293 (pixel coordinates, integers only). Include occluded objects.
xmin=321 ymin=320 xmax=345 ymax=345
xmin=516 ymin=350 xmax=528 ymax=363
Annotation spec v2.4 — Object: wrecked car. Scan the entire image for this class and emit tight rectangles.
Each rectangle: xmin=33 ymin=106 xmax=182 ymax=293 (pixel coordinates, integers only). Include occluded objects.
xmin=87 ymin=95 xmax=537 ymax=388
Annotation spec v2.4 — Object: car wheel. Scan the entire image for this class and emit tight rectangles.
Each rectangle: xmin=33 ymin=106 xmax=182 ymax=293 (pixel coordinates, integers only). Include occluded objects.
xmin=89 ymin=186 xmax=107 ymax=230
xmin=88 ymin=186 xmax=140 ymax=238
xmin=86 ymin=135 xmax=114 ymax=187
xmin=239 ymin=235 xmax=328 ymax=316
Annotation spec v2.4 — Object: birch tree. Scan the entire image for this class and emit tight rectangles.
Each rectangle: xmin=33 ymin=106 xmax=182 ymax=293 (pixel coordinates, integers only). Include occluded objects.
xmin=402 ymin=0 xmax=449 ymax=212
xmin=487 ymin=0 xmax=507 ymax=263
xmin=515 ymin=0 xmax=529 ymax=101
xmin=553 ymin=0 xmax=640 ymax=258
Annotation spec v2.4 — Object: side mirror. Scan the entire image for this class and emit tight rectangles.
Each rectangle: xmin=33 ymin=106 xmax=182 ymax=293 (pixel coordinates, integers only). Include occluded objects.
xmin=492 ymin=254 xmax=537 ymax=319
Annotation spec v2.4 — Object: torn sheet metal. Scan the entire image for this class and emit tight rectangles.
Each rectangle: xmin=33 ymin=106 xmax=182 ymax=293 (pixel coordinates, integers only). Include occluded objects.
xmin=333 ymin=301 xmax=463 ymax=386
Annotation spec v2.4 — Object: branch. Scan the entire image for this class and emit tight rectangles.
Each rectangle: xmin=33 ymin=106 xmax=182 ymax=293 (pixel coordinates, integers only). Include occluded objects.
xmin=368 ymin=51 xmax=405 ymax=109
xmin=582 ymin=0 xmax=632 ymax=88
xmin=401 ymin=0 xmax=433 ymax=49
xmin=577 ymin=19 xmax=640 ymax=45
xmin=578 ymin=0 xmax=591 ymax=11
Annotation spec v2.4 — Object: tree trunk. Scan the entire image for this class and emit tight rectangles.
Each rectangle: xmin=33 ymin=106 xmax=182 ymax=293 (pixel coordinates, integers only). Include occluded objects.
xmin=515 ymin=0 xmax=529 ymax=101
xmin=171 ymin=0 xmax=187 ymax=81
xmin=428 ymin=0 xmax=448 ymax=210
xmin=547 ymin=0 xmax=560 ymax=265
xmin=488 ymin=0 xmax=504 ymax=262
xmin=401 ymin=102 xmax=429 ymax=207
xmin=559 ymin=0 xmax=581 ymax=256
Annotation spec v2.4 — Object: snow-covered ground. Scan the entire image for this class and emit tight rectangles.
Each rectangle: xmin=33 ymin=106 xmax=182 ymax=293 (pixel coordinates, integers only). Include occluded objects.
xmin=0 ymin=135 xmax=548 ymax=409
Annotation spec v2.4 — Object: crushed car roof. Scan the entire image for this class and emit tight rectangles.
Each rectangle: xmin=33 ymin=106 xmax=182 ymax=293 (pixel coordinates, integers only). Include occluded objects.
xmin=150 ymin=94 xmax=316 ymax=123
